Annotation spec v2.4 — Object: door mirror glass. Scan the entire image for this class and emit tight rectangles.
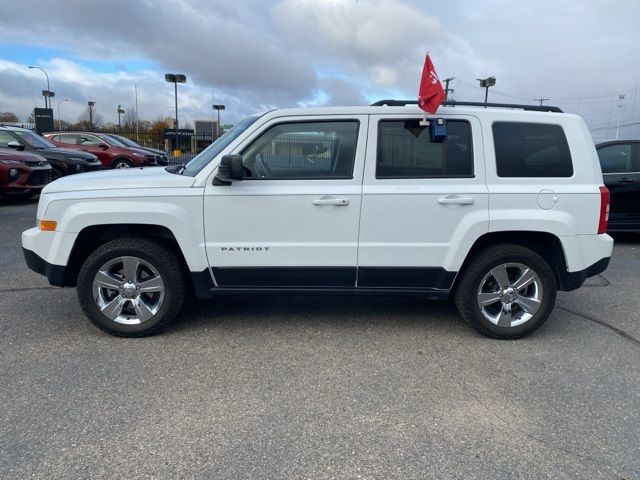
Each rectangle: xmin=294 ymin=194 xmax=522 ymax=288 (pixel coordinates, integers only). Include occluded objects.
xmin=7 ymin=140 xmax=24 ymax=150
xmin=214 ymin=154 xmax=244 ymax=185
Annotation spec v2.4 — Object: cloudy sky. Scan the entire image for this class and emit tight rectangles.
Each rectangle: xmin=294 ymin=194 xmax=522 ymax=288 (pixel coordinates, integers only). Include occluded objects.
xmin=0 ymin=0 xmax=638 ymax=139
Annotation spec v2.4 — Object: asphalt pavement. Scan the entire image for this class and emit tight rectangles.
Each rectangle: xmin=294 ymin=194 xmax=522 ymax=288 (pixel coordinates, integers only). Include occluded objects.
xmin=1 ymin=198 xmax=639 ymax=479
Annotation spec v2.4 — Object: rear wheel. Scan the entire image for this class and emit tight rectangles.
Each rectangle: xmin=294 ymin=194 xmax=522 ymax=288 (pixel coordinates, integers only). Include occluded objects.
xmin=77 ymin=238 xmax=185 ymax=337
xmin=454 ymin=244 xmax=557 ymax=339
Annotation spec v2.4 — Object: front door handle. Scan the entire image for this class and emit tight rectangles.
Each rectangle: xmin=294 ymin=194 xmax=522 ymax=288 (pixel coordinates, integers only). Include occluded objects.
xmin=438 ymin=196 xmax=475 ymax=205
xmin=312 ymin=198 xmax=349 ymax=206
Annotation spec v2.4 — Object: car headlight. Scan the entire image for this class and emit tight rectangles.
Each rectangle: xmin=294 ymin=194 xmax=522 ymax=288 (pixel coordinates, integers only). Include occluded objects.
xmin=132 ymin=152 xmax=144 ymax=158
xmin=8 ymin=168 xmax=21 ymax=179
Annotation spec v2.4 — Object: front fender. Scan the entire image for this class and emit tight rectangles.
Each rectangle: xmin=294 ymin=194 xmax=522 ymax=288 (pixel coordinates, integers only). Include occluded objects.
xmin=41 ymin=189 xmax=208 ymax=271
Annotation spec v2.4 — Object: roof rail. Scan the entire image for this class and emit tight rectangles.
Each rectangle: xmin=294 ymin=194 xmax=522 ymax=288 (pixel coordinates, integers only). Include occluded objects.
xmin=370 ymin=99 xmax=563 ymax=113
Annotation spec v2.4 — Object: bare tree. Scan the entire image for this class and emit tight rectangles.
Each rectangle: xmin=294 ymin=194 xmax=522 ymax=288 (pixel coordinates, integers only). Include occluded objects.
xmin=0 ymin=112 xmax=19 ymax=122
xmin=122 ymin=107 xmax=137 ymax=130
xmin=77 ymin=105 xmax=104 ymax=130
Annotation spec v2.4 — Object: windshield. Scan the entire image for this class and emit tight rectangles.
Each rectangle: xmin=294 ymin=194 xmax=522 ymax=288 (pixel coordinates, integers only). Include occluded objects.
xmin=102 ymin=135 xmax=128 ymax=147
xmin=13 ymin=130 xmax=56 ymax=149
xmin=107 ymin=134 xmax=139 ymax=148
xmin=182 ymin=114 xmax=262 ymax=176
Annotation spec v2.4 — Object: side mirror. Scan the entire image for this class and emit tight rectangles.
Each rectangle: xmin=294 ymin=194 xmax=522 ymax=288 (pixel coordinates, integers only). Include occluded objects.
xmin=7 ymin=140 xmax=24 ymax=151
xmin=99 ymin=143 xmax=109 ymax=149
xmin=213 ymin=154 xmax=244 ymax=185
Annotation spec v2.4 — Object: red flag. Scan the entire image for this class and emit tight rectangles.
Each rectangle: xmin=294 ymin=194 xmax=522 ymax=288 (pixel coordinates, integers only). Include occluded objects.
xmin=417 ymin=54 xmax=445 ymax=114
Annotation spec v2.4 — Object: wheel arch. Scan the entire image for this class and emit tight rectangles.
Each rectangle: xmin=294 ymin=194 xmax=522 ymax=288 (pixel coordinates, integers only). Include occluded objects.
xmin=63 ymin=224 xmax=191 ymax=288
xmin=453 ymin=231 xmax=571 ymax=292
xmin=110 ymin=156 xmax=134 ymax=168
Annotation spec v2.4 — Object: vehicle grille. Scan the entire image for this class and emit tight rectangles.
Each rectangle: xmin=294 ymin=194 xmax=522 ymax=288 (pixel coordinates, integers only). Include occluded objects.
xmin=27 ymin=169 xmax=52 ymax=186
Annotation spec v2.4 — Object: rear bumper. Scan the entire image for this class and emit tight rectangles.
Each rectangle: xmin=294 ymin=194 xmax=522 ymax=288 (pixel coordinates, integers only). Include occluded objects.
xmin=560 ymin=256 xmax=611 ymax=291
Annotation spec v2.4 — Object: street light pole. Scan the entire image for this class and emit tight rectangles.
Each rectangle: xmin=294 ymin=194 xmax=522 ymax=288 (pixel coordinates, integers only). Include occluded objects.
xmin=477 ymin=77 xmax=496 ymax=107
xmin=57 ymin=98 xmax=69 ymax=130
xmin=213 ymin=104 xmax=225 ymax=138
xmin=164 ymin=73 xmax=187 ymax=153
xmin=28 ymin=66 xmax=52 ymax=108
xmin=616 ymin=94 xmax=625 ymax=140
xmin=443 ymin=77 xmax=455 ymax=101
xmin=88 ymin=101 xmax=96 ymax=130
xmin=117 ymin=105 xmax=125 ymax=129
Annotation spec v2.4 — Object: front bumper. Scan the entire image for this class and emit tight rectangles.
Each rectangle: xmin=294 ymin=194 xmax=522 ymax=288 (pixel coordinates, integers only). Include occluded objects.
xmin=2 ymin=167 xmax=51 ymax=197
xmin=23 ymin=247 xmax=70 ymax=286
xmin=22 ymin=227 xmax=78 ymax=286
xmin=74 ymin=162 xmax=103 ymax=174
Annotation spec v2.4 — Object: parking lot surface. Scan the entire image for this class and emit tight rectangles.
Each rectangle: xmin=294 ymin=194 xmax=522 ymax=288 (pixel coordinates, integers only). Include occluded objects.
xmin=1 ymin=199 xmax=639 ymax=479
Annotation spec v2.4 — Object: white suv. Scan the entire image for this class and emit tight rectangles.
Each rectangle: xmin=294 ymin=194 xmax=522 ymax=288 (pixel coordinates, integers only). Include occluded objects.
xmin=22 ymin=101 xmax=613 ymax=339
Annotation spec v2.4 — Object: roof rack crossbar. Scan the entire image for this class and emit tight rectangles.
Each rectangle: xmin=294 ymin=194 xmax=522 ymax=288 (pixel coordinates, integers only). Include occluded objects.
xmin=370 ymin=99 xmax=563 ymax=113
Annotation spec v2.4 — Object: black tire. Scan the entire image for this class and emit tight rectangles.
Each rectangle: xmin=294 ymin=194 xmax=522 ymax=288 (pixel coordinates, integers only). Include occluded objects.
xmin=454 ymin=244 xmax=557 ymax=339
xmin=77 ymin=238 xmax=186 ymax=337
xmin=111 ymin=158 xmax=133 ymax=169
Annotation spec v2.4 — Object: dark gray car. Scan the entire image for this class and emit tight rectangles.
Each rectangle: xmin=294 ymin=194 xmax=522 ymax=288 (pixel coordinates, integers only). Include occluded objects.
xmin=596 ymin=140 xmax=640 ymax=231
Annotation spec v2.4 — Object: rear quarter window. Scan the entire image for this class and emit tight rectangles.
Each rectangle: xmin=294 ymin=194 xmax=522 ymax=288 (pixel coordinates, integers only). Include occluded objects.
xmin=492 ymin=122 xmax=573 ymax=177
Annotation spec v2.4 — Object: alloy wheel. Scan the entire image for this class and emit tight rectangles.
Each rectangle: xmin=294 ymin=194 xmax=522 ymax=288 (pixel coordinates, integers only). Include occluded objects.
xmin=476 ymin=262 xmax=543 ymax=327
xmin=92 ymin=256 xmax=165 ymax=325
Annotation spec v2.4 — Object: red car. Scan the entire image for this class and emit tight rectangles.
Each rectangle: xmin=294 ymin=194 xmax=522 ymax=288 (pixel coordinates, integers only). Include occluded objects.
xmin=43 ymin=132 xmax=158 ymax=169
xmin=0 ymin=150 xmax=52 ymax=199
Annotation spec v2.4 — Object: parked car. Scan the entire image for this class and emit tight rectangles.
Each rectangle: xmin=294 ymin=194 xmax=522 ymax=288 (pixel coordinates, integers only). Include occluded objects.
xmin=104 ymin=134 xmax=168 ymax=166
xmin=0 ymin=149 xmax=52 ymax=199
xmin=595 ymin=140 xmax=640 ymax=232
xmin=43 ymin=132 xmax=159 ymax=169
xmin=0 ymin=126 xmax=101 ymax=180
xmin=23 ymin=101 xmax=612 ymax=339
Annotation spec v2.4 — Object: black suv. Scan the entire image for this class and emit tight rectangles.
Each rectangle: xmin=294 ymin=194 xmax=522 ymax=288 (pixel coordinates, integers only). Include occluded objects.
xmin=596 ymin=140 xmax=640 ymax=232
xmin=0 ymin=126 xmax=102 ymax=180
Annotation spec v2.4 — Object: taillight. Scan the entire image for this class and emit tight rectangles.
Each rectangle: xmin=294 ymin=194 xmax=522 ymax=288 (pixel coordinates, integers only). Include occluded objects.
xmin=598 ymin=186 xmax=610 ymax=234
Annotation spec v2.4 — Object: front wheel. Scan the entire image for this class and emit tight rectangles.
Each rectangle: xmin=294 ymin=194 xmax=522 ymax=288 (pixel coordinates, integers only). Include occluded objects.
xmin=112 ymin=158 xmax=133 ymax=169
xmin=454 ymin=244 xmax=557 ymax=339
xmin=77 ymin=238 xmax=186 ymax=337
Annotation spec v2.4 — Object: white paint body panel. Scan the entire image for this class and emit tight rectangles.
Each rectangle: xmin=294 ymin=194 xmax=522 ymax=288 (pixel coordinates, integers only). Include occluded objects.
xmin=203 ymin=115 xmax=368 ymax=269
xmin=359 ymin=114 xmax=489 ymax=272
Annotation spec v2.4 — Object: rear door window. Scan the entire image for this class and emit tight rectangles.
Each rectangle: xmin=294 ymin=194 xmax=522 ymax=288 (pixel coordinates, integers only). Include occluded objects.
xmin=597 ymin=144 xmax=634 ymax=173
xmin=376 ymin=119 xmax=473 ymax=178
xmin=493 ymin=122 xmax=573 ymax=177
xmin=54 ymin=134 xmax=78 ymax=145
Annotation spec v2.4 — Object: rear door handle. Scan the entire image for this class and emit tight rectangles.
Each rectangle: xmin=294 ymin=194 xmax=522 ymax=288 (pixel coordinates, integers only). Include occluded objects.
xmin=438 ymin=196 xmax=475 ymax=205
xmin=312 ymin=198 xmax=349 ymax=206
xmin=619 ymin=177 xmax=634 ymax=183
